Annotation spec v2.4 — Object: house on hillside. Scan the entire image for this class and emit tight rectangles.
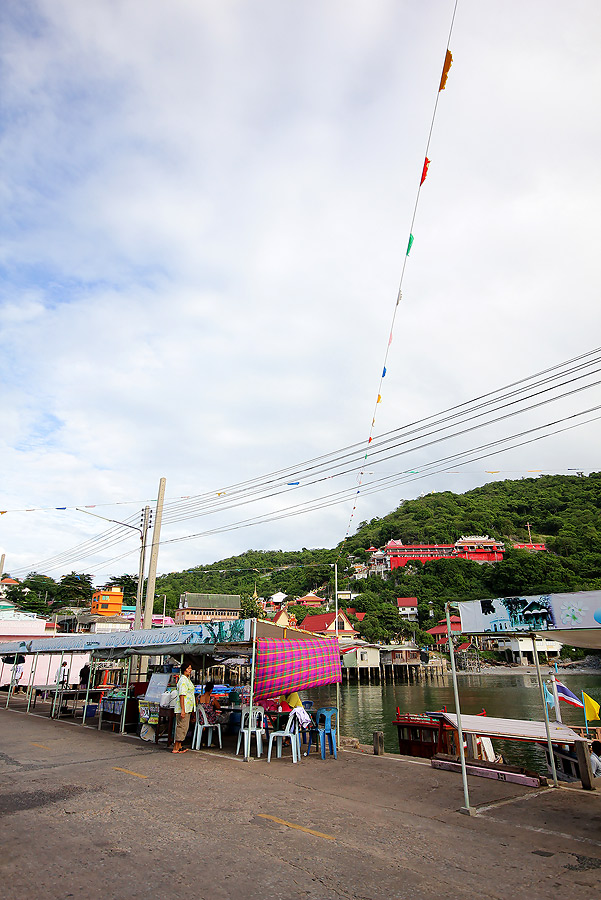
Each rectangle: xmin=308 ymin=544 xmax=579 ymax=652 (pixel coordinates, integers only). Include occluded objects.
xmin=272 ymin=608 xmax=298 ymax=628
xmin=0 ymin=578 xmax=20 ymax=599
xmin=261 ymin=591 xmax=288 ymax=613
xmin=397 ymin=597 xmax=418 ymax=622
xmin=345 ymin=608 xmax=366 ymax=622
xmin=426 ymin=616 xmax=462 ymax=649
xmin=301 ymin=610 xmax=358 ymax=638
xmin=294 ymin=594 xmax=325 ymax=608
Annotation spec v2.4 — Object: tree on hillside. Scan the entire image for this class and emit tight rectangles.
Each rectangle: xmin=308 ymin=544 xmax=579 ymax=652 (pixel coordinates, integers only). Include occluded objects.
xmin=6 ymin=572 xmax=58 ymax=615
xmin=54 ymin=573 xmax=94 ymax=609
xmin=240 ymin=595 xmax=266 ymax=619
xmin=106 ymin=574 xmax=138 ymax=602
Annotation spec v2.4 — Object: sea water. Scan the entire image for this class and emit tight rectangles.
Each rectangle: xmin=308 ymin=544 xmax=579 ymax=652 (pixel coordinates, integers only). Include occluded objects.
xmin=310 ymin=672 xmax=601 ymax=772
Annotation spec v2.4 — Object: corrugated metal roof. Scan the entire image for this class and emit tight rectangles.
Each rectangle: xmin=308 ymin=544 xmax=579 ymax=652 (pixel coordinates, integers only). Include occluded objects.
xmin=181 ymin=592 xmax=241 ymax=609
xmin=441 ymin=713 xmax=586 ymax=743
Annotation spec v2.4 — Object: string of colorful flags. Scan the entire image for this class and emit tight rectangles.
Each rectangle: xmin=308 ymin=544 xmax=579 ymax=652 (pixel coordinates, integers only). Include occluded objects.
xmin=338 ymin=5 xmax=458 ymax=554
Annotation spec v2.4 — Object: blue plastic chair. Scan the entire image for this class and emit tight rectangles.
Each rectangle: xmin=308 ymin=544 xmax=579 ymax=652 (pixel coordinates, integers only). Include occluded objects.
xmin=307 ymin=707 xmax=337 ymax=759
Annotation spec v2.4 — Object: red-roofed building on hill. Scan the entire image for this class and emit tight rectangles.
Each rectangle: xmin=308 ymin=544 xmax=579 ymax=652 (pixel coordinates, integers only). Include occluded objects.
xmin=345 ymin=608 xmax=366 ymax=622
xmin=294 ymin=594 xmax=325 ymax=608
xmin=426 ymin=616 xmax=462 ymax=649
xmin=397 ymin=597 xmax=418 ymax=622
xmin=377 ymin=535 xmax=504 ymax=571
xmin=302 ymin=611 xmax=358 ymax=638
xmin=426 ymin=616 xmax=461 ymax=637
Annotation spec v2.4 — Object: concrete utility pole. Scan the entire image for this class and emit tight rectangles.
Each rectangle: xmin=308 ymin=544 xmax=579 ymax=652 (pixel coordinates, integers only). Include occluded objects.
xmin=144 ymin=477 xmax=166 ymax=630
xmin=138 ymin=479 xmax=166 ymax=679
xmin=133 ymin=506 xmax=151 ymax=631
xmin=0 ymin=553 xmax=5 ymax=579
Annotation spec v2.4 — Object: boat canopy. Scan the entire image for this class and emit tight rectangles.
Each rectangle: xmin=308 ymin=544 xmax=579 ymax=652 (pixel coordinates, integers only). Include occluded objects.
xmin=441 ymin=713 xmax=586 ymax=744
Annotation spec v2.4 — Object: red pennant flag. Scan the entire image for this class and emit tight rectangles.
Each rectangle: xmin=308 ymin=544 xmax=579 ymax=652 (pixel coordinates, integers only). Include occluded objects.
xmin=420 ymin=157 xmax=431 ymax=186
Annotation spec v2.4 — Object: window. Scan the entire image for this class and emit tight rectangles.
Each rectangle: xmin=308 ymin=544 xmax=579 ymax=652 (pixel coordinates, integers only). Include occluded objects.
xmin=100 ymin=603 xmax=109 ymax=609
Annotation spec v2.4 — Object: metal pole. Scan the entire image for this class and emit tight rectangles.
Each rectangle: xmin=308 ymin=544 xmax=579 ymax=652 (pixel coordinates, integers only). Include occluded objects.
xmin=51 ymin=651 xmax=65 ymax=718
xmin=550 ymin=671 xmax=562 ymax=723
xmin=27 ymin=653 xmax=39 ymax=713
xmin=335 ymin=562 xmax=340 ymax=750
xmin=245 ymin=618 xmax=257 ymax=762
xmin=6 ymin=662 xmax=16 ymax=708
xmin=134 ymin=506 xmax=151 ymax=631
xmin=445 ymin=603 xmax=474 ymax=816
xmin=120 ymin=656 xmax=133 ymax=734
xmin=531 ymin=633 xmax=558 ymax=787
xmin=81 ymin=656 xmax=94 ymax=725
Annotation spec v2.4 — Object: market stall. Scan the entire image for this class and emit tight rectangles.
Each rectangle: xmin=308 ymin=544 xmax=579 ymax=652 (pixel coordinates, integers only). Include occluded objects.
xmin=0 ymin=618 xmax=343 ymax=757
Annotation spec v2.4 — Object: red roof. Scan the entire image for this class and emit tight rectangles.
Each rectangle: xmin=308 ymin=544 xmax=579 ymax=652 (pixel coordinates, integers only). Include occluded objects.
xmin=296 ymin=594 xmax=325 ymax=606
xmin=302 ymin=612 xmax=357 ymax=634
xmin=456 ymin=642 xmax=472 ymax=651
xmin=397 ymin=597 xmax=418 ymax=607
xmin=1 ymin=578 xmax=19 ymax=585
xmin=346 ymin=608 xmax=367 ymax=622
xmin=426 ymin=616 xmax=461 ymax=637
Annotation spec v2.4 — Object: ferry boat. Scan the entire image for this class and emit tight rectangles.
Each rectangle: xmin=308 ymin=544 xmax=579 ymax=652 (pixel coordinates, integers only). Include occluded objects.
xmin=392 ymin=707 xmax=497 ymax=762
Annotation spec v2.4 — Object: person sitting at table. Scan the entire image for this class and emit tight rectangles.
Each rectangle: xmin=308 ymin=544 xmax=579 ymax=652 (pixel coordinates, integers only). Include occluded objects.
xmin=279 ymin=690 xmax=303 ymax=710
xmin=197 ymin=681 xmax=229 ymax=724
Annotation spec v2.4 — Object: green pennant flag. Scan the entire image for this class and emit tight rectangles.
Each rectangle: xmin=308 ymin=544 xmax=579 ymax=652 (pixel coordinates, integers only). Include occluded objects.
xmin=406 ymin=233 xmax=414 ymax=255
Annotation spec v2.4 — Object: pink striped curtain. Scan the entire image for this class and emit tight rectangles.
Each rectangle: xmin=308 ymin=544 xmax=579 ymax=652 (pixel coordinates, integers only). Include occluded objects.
xmin=253 ymin=637 xmax=341 ymax=697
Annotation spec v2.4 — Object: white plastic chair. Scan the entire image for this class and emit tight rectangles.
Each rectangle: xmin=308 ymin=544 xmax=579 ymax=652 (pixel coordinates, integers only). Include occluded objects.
xmin=192 ymin=704 xmax=222 ymax=750
xmin=236 ymin=705 xmax=265 ymax=758
xmin=267 ymin=712 xmax=301 ymax=764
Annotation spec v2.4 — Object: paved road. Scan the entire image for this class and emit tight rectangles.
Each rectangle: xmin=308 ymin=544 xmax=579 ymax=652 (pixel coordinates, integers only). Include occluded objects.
xmin=1 ymin=708 xmax=600 ymax=899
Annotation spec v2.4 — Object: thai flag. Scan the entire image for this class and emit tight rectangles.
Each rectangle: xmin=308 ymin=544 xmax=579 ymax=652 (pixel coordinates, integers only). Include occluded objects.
xmin=556 ymin=681 xmax=584 ymax=708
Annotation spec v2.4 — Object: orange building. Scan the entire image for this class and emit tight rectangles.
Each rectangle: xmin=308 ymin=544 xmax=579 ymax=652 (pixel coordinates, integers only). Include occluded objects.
xmin=91 ymin=586 xmax=124 ymax=617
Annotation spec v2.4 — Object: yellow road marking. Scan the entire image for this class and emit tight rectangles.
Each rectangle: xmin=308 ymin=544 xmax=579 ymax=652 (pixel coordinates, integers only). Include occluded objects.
xmin=31 ymin=742 xmax=51 ymax=750
xmin=258 ymin=814 xmax=334 ymax=841
xmin=112 ymin=767 xmax=148 ymax=779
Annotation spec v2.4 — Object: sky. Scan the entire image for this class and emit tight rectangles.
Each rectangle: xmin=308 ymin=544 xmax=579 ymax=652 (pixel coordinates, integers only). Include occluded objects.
xmin=1 ymin=0 xmax=601 ymax=586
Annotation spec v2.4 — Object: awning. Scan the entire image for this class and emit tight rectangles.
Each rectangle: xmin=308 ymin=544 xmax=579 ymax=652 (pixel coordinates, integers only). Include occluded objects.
xmin=0 ymin=619 xmax=253 ymax=657
xmin=441 ymin=713 xmax=586 ymax=744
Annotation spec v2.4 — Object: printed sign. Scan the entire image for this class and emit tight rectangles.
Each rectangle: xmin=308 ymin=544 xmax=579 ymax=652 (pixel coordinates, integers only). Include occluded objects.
xmin=457 ymin=591 xmax=601 ymax=634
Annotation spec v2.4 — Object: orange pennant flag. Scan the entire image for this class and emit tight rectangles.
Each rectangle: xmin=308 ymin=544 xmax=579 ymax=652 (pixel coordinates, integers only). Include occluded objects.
xmin=439 ymin=49 xmax=453 ymax=91
xmin=420 ymin=157 xmax=431 ymax=186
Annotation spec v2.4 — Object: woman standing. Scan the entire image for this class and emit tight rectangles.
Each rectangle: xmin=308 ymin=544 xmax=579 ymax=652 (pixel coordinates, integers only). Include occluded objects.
xmin=173 ymin=660 xmax=195 ymax=754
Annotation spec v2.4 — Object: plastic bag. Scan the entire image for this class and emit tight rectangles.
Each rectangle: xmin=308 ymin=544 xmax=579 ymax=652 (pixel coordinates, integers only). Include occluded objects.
xmin=140 ymin=724 xmax=155 ymax=742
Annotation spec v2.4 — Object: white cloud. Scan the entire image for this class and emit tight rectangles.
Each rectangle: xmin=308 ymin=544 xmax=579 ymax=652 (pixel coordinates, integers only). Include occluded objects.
xmin=1 ymin=0 xmax=600 ymax=583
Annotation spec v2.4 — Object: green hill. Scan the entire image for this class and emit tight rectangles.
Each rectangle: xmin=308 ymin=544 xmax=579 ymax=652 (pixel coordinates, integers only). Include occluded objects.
xmin=11 ymin=473 xmax=600 ymax=645
xmin=153 ymin=473 xmax=601 ymax=637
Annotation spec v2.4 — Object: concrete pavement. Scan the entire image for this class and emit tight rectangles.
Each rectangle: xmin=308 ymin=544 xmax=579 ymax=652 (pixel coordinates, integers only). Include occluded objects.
xmin=1 ymin=707 xmax=600 ymax=899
